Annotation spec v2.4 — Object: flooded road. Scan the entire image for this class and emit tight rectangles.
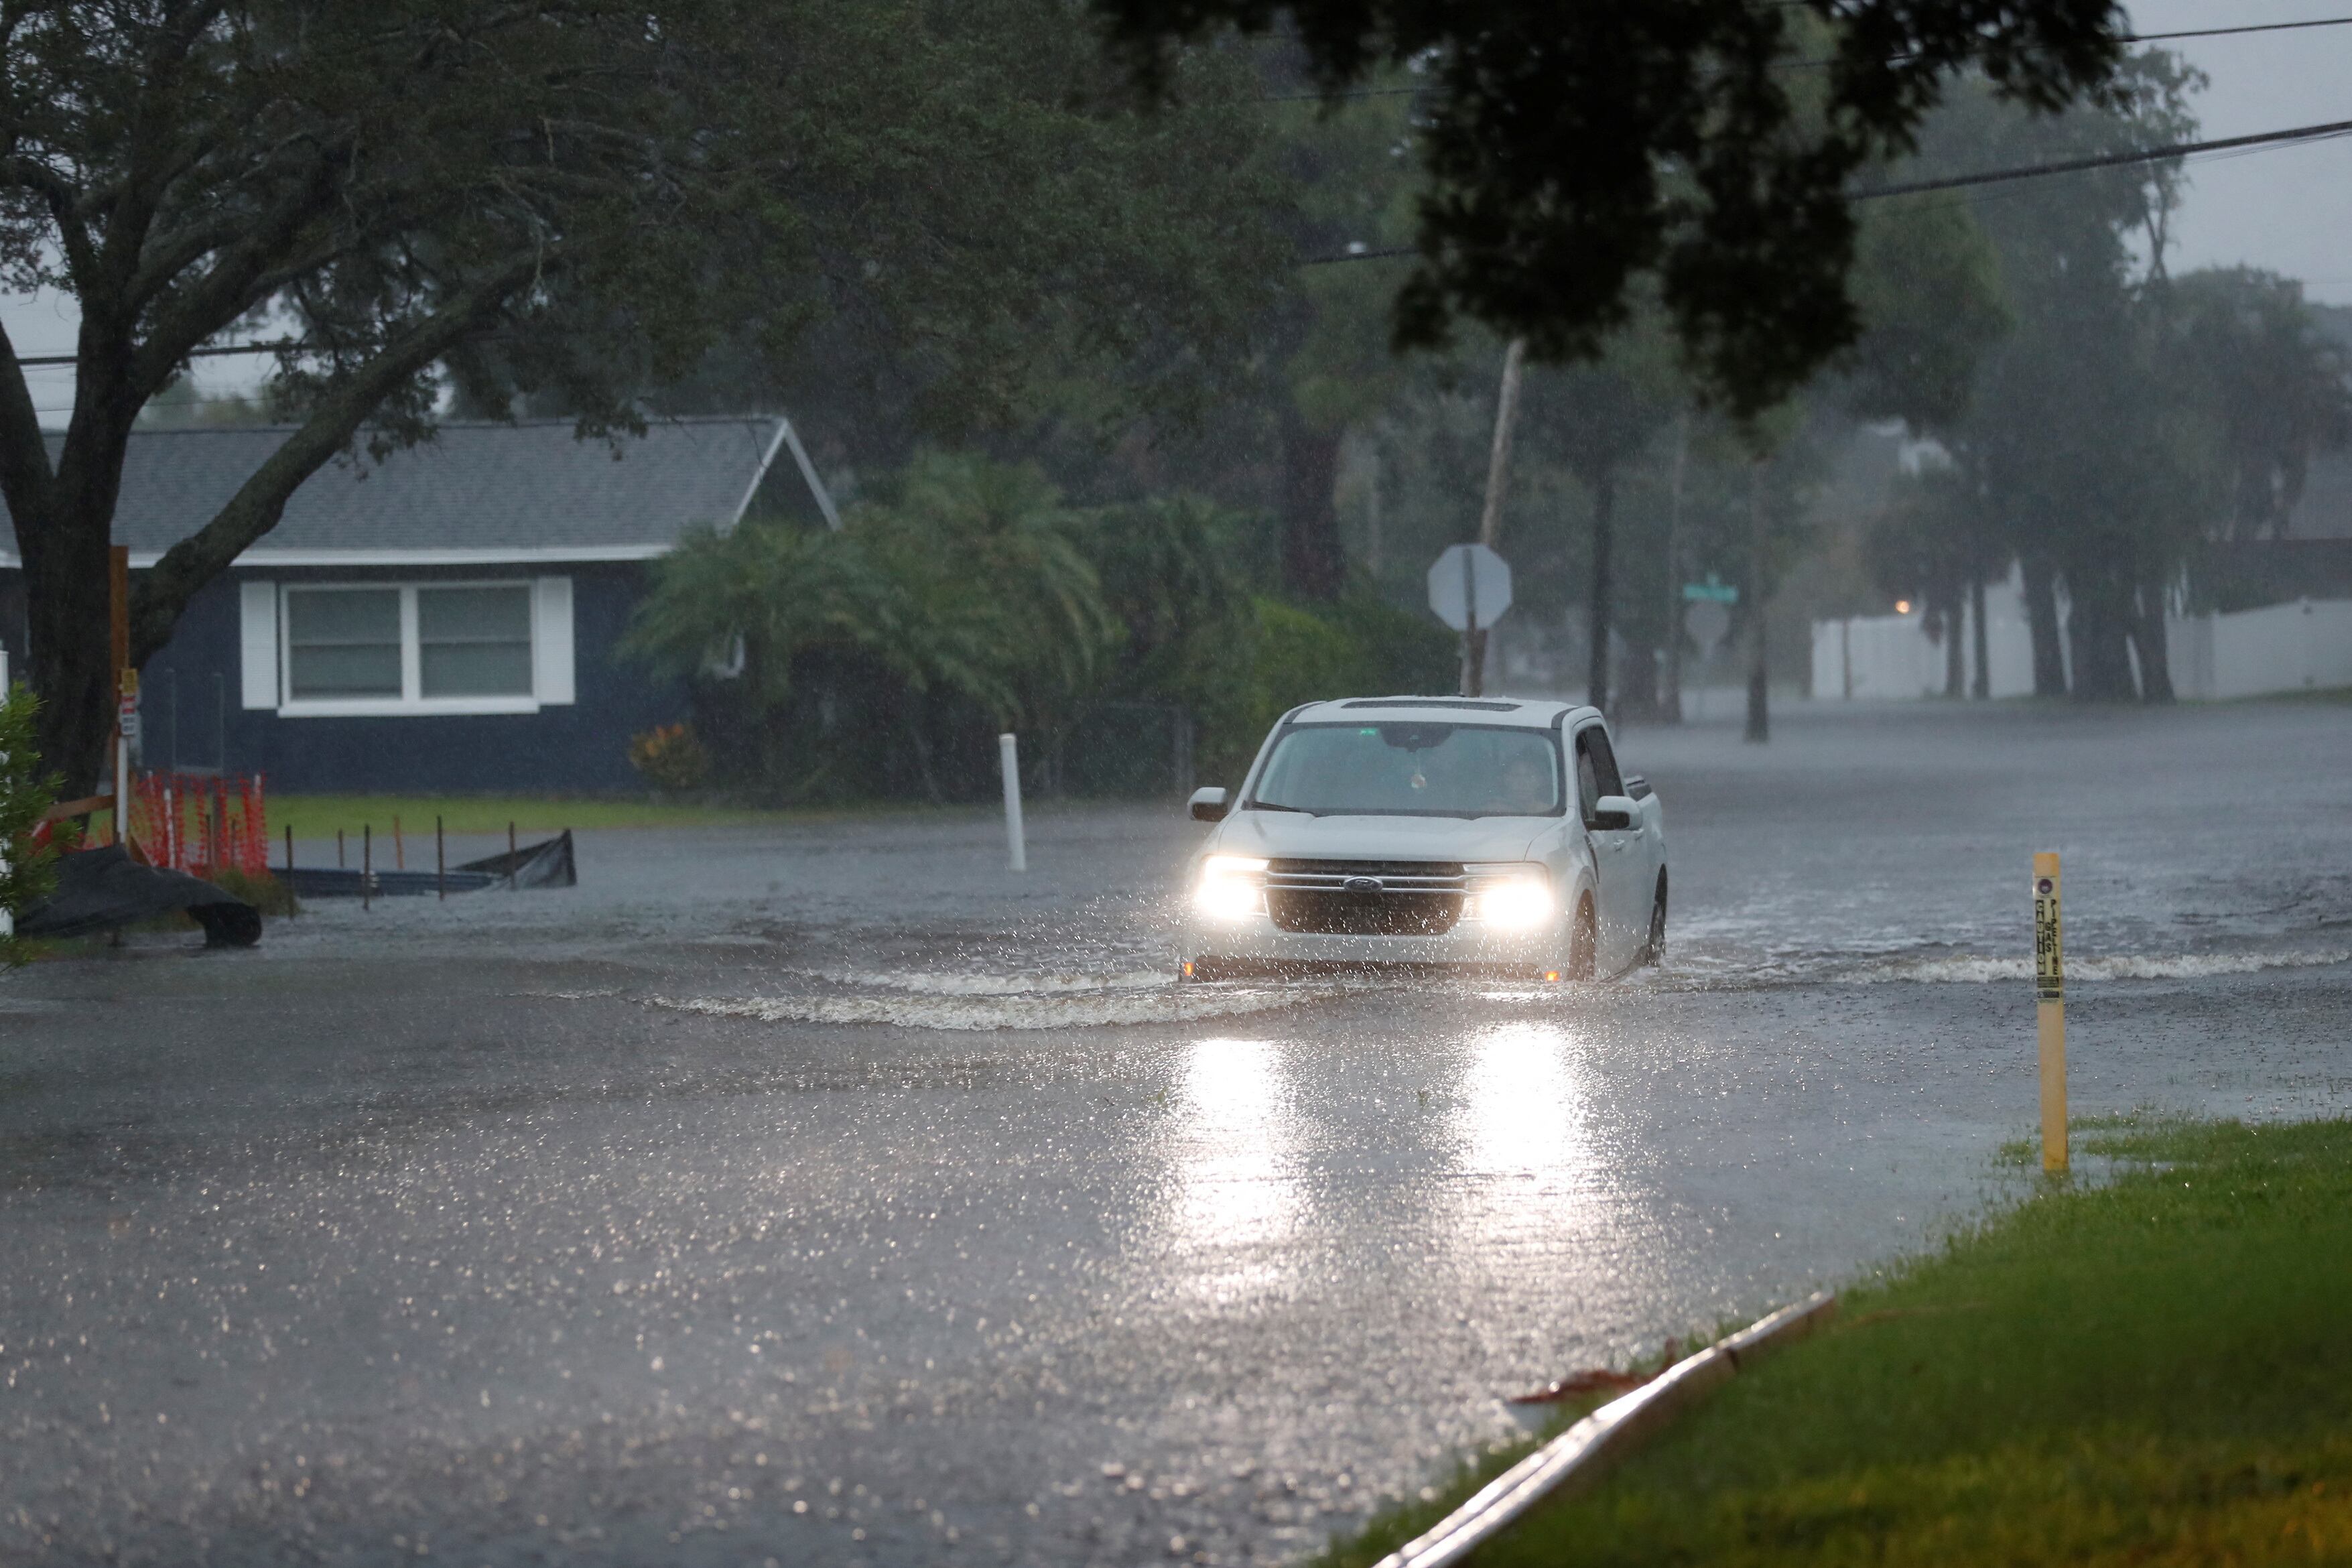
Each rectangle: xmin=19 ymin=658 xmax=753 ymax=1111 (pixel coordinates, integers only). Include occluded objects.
xmin=5 ymin=701 xmax=2351 ymax=1567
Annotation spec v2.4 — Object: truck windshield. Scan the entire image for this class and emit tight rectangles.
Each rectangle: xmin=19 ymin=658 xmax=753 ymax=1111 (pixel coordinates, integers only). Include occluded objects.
xmin=1248 ymin=723 xmax=1564 ymax=818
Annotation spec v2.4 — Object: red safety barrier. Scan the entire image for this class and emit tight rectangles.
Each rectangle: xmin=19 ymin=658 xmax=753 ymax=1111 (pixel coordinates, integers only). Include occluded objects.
xmin=130 ymin=773 xmax=270 ymax=880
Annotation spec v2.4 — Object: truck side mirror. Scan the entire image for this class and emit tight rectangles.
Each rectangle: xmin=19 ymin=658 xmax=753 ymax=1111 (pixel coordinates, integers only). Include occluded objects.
xmin=1589 ymin=795 xmax=1636 ymax=831
xmin=1189 ymin=787 xmax=1230 ymax=823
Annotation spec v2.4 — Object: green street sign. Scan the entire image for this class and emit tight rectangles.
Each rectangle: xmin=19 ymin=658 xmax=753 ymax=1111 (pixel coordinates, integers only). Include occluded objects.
xmin=1682 ymin=575 xmax=1740 ymax=604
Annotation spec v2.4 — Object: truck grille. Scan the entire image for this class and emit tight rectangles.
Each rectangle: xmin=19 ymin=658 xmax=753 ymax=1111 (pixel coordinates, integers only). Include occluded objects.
xmin=1264 ymin=859 xmax=1466 ymax=937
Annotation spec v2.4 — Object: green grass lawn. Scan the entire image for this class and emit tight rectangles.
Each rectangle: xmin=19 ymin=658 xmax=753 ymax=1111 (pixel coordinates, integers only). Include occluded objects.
xmin=1319 ymin=1117 xmax=2352 ymax=1568
xmin=267 ymin=794 xmax=969 ymax=837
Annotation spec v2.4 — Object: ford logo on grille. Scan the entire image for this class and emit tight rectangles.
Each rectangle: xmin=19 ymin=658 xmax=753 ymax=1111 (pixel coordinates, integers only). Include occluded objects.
xmin=1342 ymin=876 xmax=1385 ymax=897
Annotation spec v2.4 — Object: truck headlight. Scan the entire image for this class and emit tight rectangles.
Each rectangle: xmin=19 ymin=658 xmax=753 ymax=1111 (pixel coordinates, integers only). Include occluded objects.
xmin=1193 ymin=855 xmax=1268 ymax=920
xmin=1469 ymin=868 xmax=1553 ymax=927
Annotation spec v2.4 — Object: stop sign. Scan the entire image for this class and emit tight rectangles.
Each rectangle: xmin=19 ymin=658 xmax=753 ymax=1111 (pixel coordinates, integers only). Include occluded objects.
xmin=1427 ymin=543 xmax=1512 ymax=631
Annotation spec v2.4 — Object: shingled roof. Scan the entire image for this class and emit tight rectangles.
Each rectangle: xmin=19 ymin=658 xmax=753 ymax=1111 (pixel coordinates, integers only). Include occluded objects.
xmin=0 ymin=415 xmax=789 ymax=566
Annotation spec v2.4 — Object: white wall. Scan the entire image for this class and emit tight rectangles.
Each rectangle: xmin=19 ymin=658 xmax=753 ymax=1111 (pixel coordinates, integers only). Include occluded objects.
xmin=2168 ymin=598 xmax=2352 ymax=700
xmin=1817 ymin=582 xmax=2352 ymax=703
xmin=1811 ymin=565 xmax=2049 ymax=700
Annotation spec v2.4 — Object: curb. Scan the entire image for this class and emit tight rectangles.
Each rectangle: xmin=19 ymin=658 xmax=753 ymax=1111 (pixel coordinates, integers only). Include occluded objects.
xmin=1372 ymin=1291 xmax=1839 ymax=1568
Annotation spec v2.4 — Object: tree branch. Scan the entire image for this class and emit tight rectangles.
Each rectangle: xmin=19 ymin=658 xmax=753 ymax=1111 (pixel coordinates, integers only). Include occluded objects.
xmin=0 ymin=153 xmax=96 ymax=278
xmin=94 ymin=0 xmax=233 ymax=298
xmin=128 ymin=158 xmax=349 ymax=397
xmin=129 ymin=263 xmax=534 ymax=662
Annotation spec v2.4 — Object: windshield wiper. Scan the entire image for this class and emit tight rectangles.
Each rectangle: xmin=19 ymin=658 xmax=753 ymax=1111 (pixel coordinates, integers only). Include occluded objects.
xmin=1245 ymin=800 xmax=1315 ymax=814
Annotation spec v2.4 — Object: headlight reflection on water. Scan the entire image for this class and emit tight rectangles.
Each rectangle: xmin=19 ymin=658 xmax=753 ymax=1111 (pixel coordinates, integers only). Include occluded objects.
xmin=1161 ymin=1037 xmax=1299 ymax=1305
xmin=1454 ymin=1023 xmax=1599 ymax=1260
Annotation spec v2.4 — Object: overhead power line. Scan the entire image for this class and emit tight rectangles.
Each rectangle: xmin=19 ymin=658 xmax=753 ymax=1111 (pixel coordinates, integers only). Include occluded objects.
xmin=2132 ymin=14 xmax=2352 ymax=44
xmin=1852 ymin=114 xmax=2352 ymax=200
xmin=1300 ymin=112 xmax=2352 ymax=264
xmin=9 ymin=338 xmax=303 ymax=369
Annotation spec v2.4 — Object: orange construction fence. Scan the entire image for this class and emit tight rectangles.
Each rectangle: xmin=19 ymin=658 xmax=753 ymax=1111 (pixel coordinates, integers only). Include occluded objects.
xmin=129 ymin=773 xmax=269 ymax=880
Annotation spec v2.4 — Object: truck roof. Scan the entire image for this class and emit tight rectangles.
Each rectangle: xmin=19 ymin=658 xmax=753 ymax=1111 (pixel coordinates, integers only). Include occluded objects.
xmin=1285 ymin=696 xmax=1599 ymax=730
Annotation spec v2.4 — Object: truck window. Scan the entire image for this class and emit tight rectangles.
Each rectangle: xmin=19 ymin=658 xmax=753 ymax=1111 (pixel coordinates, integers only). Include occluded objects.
xmin=1573 ymin=725 xmax=1626 ymax=824
xmin=1583 ymin=726 xmax=1626 ymax=797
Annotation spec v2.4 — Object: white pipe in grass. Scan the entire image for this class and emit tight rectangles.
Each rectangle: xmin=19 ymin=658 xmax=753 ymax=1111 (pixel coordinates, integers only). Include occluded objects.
xmin=998 ymin=732 xmax=1027 ymax=872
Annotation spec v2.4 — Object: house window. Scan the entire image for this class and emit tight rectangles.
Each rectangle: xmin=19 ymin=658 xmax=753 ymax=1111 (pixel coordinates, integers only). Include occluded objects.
xmin=418 ymin=586 xmax=533 ymax=697
xmin=253 ymin=578 xmax=575 ymax=716
xmin=285 ymin=588 xmax=403 ymax=700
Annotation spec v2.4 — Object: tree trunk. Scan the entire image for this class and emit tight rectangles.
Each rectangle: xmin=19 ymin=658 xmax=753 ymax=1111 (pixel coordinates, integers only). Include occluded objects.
xmin=1941 ymin=592 xmax=1964 ymax=698
xmin=2021 ymin=553 xmax=2067 ymax=697
xmin=1744 ymin=462 xmax=1769 ymax=744
xmin=1617 ymin=631 xmax=1660 ymax=720
xmin=18 ymin=397 xmax=145 ymax=797
xmin=1279 ymin=404 xmax=1346 ymax=601
xmin=2066 ymin=572 xmax=2137 ymax=702
xmin=2133 ymin=580 xmax=2176 ymax=704
xmin=1969 ymin=575 xmax=1991 ymax=700
xmin=18 ymin=495 xmax=119 ymax=797
xmin=1587 ymin=468 xmax=1616 ymax=714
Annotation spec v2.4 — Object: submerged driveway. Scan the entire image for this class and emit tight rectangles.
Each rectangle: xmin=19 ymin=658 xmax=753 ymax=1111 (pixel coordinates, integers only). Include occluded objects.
xmin=5 ymin=702 xmax=2351 ymax=1566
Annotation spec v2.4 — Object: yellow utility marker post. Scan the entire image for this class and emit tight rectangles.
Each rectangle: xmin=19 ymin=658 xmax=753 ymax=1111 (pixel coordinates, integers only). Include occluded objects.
xmin=2034 ymin=852 xmax=2067 ymax=1173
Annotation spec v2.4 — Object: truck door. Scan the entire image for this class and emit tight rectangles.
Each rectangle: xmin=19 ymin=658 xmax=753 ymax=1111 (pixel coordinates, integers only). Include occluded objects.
xmin=1573 ymin=721 xmax=1648 ymax=970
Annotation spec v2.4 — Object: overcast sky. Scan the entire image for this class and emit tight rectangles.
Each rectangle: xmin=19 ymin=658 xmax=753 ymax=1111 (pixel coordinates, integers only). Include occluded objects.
xmin=5 ymin=3 xmax=2349 ymax=417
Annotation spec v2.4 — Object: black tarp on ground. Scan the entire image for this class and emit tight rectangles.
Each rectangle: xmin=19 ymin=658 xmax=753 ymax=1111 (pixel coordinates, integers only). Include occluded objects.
xmin=281 ymin=830 xmax=577 ymax=899
xmin=17 ymin=846 xmax=262 ymax=947
xmin=461 ymin=830 xmax=577 ymax=889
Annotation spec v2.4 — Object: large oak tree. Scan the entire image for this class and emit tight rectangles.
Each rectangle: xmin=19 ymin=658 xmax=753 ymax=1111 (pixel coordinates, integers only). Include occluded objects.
xmin=1 ymin=1 xmax=1281 ymax=791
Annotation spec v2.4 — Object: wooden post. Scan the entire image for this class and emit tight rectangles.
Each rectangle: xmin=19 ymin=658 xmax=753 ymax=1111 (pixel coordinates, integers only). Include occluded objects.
xmin=507 ymin=821 xmax=517 ymax=889
xmin=110 ymin=545 xmax=131 ymax=847
xmin=436 ymin=815 xmax=446 ymax=901
xmin=363 ymin=824 xmax=372 ymax=911
xmin=2034 ymin=852 xmax=2067 ymax=1173
xmin=393 ymin=813 xmax=404 ymax=870
xmin=337 ymin=828 xmax=345 ymax=868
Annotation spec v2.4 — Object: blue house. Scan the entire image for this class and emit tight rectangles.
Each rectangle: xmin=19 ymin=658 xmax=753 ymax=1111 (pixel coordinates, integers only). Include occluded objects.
xmin=0 ymin=416 xmax=796 ymax=793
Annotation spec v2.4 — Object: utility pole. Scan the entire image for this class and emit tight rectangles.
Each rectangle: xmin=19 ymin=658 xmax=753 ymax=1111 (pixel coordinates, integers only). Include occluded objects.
xmin=1744 ymin=461 xmax=1770 ymax=744
xmin=1468 ymin=338 xmax=1526 ymax=695
xmin=1660 ymin=413 xmax=1690 ymax=724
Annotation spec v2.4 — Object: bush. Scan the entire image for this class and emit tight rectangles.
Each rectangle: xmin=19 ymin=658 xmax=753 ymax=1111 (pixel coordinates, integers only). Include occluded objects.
xmin=629 ymin=722 xmax=713 ymax=793
xmin=1187 ymin=592 xmax=1462 ymax=786
xmin=1 ymin=681 xmax=68 ymax=964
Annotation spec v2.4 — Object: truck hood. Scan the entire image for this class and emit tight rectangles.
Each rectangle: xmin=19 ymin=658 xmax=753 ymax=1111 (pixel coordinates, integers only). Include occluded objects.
xmin=1209 ymin=809 xmax=1555 ymax=865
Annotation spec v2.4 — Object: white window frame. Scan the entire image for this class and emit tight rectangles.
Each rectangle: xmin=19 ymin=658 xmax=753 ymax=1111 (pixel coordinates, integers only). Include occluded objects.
xmin=274 ymin=579 xmax=572 ymax=718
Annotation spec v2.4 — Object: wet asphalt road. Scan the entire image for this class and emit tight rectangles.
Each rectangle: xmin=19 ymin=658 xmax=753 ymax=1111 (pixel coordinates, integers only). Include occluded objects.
xmin=4 ymin=700 xmax=2351 ymax=1567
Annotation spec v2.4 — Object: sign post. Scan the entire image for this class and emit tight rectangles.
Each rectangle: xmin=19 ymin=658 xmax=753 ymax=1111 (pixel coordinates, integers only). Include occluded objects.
xmin=1427 ymin=543 xmax=1513 ymax=697
xmin=2034 ymin=852 xmax=2067 ymax=1173
xmin=110 ymin=545 xmax=132 ymax=848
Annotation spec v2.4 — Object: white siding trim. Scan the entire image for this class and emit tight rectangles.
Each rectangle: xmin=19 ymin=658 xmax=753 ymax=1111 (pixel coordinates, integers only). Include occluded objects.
xmin=239 ymin=581 xmax=279 ymax=710
xmin=533 ymin=576 xmax=576 ymax=705
xmin=277 ymin=696 xmax=541 ymax=718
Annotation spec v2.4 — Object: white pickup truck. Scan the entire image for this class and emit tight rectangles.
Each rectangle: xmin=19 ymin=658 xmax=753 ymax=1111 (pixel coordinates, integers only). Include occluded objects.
xmin=1179 ymin=697 xmax=1667 ymax=982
